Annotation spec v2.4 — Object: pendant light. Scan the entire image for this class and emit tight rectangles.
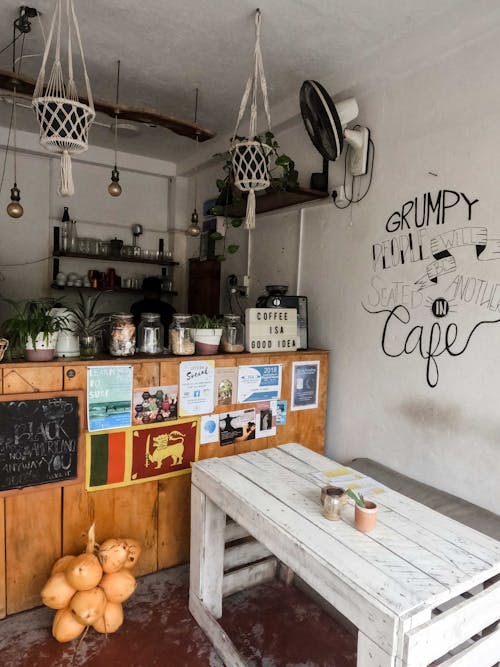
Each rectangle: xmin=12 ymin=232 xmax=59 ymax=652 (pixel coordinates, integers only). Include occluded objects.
xmin=108 ymin=60 xmax=122 ymax=197
xmin=7 ymin=86 xmax=23 ymax=219
xmin=186 ymin=88 xmax=201 ymax=237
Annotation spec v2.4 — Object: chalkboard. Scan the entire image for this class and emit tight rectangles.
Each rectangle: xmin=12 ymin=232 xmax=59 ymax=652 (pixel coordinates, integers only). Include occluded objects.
xmin=0 ymin=394 xmax=80 ymax=492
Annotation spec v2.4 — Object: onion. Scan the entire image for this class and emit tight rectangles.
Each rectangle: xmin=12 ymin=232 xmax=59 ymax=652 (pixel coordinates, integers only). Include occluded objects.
xmin=92 ymin=601 xmax=124 ymax=634
xmin=65 ymin=553 xmax=103 ymax=591
xmin=123 ymin=538 xmax=142 ymax=569
xmin=52 ymin=607 xmax=85 ymax=642
xmin=100 ymin=570 xmax=136 ymax=603
xmin=98 ymin=538 xmax=129 ymax=574
xmin=51 ymin=555 xmax=76 ymax=576
xmin=41 ymin=572 xmax=76 ymax=610
xmin=70 ymin=587 xmax=106 ymax=626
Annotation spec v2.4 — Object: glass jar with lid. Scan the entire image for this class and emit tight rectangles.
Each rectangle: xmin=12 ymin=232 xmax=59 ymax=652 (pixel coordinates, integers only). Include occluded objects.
xmin=138 ymin=313 xmax=164 ymax=355
xmin=109 ymin=313 xmax=136 ymax=356
xmin=169 ymin=314 xmax=195 ymax=355
xmin=221 ymin=314 xmax=245 ymax=353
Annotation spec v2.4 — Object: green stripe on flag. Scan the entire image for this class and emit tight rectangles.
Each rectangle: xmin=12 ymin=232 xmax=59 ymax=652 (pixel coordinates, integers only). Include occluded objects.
xmin=90 ymin=434 xmax=109 ymax=487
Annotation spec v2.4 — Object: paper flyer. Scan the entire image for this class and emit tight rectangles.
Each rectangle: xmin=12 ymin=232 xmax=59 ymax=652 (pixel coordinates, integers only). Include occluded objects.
xmin=237 ymin=364 xmax=282 ymax=403
xmin=87 ymin=365 xmax=133 ymax=432
xmin=200 ymin=414 xmax=220 ymax=444
xmin=276 ymin=400 xmax=287 ymax=426
xmin=214 ymin=367 xmax=238 ymax=405
xmin=133 ymin=385 xmax=178 ymax=425
xmin=219 ymin=408 xmax=256 ymax=445
xmin=291 ymin=361 xmax=319 ymax=411
xmin=179 ymin=360 xmax=215 ymax=416
xmin=255 ymin=401 xmax=277 ymax=438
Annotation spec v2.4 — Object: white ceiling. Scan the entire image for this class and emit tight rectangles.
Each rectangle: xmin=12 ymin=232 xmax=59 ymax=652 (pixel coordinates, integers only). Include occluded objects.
xmin=1 ymin=0 xmax=500 ymax=168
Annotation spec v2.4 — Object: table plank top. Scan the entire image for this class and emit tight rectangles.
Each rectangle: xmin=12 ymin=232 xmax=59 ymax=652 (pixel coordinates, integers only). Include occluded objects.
xmin=192 ymin=444 xmax=500 ymax=620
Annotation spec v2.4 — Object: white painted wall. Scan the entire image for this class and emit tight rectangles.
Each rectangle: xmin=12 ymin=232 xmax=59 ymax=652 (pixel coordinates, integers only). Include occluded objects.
xmin=0 ymin=128 xmax=179 ymax=319
xmin=193 ymin=24 xmax=500 ymax=512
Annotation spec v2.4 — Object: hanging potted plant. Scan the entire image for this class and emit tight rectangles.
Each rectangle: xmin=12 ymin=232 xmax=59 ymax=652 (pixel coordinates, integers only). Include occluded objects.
xmin=190 ymin=315 xmax=224 ymax=355
xmin=346 ymin=489 xmax=378 ymax=532
xmin=65 ymin=291 xmax=108 ymax=359
xmin=1 ymin=299 xmax=68 ymax=361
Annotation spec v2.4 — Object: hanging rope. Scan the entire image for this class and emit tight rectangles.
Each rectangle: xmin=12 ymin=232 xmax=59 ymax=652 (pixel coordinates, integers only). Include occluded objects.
xmin=32 ymin=0 xmax=95 ymax=196
xmin=231 ymin=9 xmax=273 ymax=230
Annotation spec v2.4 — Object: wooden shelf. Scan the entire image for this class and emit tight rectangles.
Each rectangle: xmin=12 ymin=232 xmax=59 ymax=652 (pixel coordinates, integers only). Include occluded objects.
xmin=225 ymin=186 xmax=329 ymax=217
xmin=55 ymin=251 xmax=178 ymax=267
xmin=50 ymin=284 xmax=178 ymax=296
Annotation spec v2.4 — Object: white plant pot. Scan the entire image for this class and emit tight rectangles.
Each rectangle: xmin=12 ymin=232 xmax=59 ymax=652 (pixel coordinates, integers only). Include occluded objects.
xmin=194 ymin=329 xmax=223 ymax=355
xmin=25 ymin=332 xmax=59 ymax=361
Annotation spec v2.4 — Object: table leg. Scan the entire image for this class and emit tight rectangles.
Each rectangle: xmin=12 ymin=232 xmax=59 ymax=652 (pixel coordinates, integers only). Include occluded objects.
xmin=357 ymin=632 xmax=397 ymax=666
xmin=189 ymin=484 xmax=226 ymax=618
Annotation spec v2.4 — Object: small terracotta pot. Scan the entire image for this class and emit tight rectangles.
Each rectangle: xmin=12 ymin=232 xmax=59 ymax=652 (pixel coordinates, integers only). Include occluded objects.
xmin=354 ymin=500 xmax=378 ymax=532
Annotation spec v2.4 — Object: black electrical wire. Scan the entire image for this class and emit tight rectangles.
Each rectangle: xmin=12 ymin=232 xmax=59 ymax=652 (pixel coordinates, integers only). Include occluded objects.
xmin=0 ymin=33 xmax=23 ymax=58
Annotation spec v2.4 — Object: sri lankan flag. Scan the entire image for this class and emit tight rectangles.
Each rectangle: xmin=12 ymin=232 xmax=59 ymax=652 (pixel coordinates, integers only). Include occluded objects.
xmin=86 ymin=431 xmax=127 ymax=490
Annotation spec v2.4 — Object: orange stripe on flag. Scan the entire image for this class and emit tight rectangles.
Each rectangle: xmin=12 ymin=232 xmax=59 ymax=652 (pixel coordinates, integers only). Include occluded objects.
xmin=106 ymin=431 xmax=126 ymax=484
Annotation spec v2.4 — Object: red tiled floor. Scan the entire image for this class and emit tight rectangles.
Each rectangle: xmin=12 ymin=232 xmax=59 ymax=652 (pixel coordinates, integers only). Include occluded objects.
xmin=0 ymin=565 xmax=357 ymax=666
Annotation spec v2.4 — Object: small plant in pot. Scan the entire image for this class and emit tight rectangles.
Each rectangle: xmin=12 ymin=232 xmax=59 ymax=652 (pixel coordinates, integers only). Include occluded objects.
xmin=346 ymin=489 xmax=378 ymax=532
xmin=1 ymin=298 xmax=68 ymax=361
xmin=190 ymin=314 xmax=224 ymax=355
xmin=66 ymin=291 xmax=108 ymax=359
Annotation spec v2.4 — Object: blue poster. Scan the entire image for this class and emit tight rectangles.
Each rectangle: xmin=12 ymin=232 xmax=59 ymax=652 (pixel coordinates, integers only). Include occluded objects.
xmin=237 ymin=365 xmax=282 ymax=403
xmin=87 ymin=365 xmax=133 ymax=431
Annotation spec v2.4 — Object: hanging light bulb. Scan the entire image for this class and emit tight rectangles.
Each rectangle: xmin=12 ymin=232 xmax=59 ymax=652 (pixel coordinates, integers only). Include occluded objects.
xmin=108 ymin=60 xmax=122 ymax=196
xmin=186 ymin=88 xmax=201 ymax=237
xmin=7 ymin=85 xmax=24 ymax=219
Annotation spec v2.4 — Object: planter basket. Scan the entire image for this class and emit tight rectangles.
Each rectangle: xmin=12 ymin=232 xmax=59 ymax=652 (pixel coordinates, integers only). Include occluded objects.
xmin=32 ymin=0 xmax=95 ymax=196
xmin=231 ymin=10 xmax=273 ymax=229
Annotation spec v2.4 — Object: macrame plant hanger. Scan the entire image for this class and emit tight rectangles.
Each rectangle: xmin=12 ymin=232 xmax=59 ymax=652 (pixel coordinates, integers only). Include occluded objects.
xmin=231 ymin=8 xmax=272 ymax=230
xmin=32 ymin=0 xmax=95 ymax=196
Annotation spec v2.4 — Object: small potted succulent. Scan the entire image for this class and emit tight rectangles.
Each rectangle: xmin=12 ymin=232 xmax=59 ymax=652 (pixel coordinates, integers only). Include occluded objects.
xmin=1 ymin=298 xmax=68 ymax=361
xmin=346 ymin=489 xmax=378 ymax=532
xmin=65 ymin=291 xmax=108 ymax=359
xmin=190 ymin=314 xmax=224 ymax=355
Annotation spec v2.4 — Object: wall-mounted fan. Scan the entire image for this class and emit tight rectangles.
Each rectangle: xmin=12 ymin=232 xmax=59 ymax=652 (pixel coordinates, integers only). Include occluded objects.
xmin=299 ymin=80 xmax=369 ymax=178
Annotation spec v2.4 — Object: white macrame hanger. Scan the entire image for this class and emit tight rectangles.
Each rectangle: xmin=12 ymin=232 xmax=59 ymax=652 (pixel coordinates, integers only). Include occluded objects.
xmin=231 ymin=9 xmax=272 ymax=230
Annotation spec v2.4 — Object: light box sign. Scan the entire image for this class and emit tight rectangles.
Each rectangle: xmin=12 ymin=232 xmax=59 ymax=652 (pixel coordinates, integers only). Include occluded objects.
xmin=245 ymin=308 xmax=298 ymax=353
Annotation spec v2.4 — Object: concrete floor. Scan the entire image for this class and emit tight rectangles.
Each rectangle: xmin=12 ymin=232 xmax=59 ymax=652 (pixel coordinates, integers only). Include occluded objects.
xmin=0 ymin=564 xmax=357 ymax=667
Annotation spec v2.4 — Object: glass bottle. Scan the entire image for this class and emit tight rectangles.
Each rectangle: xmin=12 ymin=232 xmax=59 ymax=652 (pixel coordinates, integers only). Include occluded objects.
xmin=138 ymin=313 xmax=164 ymax=355
xmin=168 ymin=314 xmax=195 ymax=355
xmin=221 ymin=314 xmax=245 ymax=353
xmin=68 ymin=220 xmax=78 ymax=253
xmin=61 ymin=206 xmax=70 ymax=252
xmin=109 ymin=313 xmax=136 ymax=357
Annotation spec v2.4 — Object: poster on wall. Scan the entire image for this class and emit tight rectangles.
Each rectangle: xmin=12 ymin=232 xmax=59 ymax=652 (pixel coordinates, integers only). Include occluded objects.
xmin=237 ymin=364 xmax=282 ymax=403
xmin=291 ymin=361 xmax=320 ymax=411
xmin=85 ymin=417 xmax=199 ymax=491
xmin=276 ymin=400 xmax=287 ymax=426
xmin=87 ymin=366 xmax=133 ymax=432
xmin=132 ymin=385 xmax=178 ymax=425
xmin=219 ymin=408 xmax=256 ymax=445
xmin=214 ymin=367 xmax=238 ymax=405
xmin=255 ymin=401 xmax=277 ymax=438
xmin=179 ymin=360 xmax=215 ymax=416
xmin=200 ymin=414 xmax=220 ymax=444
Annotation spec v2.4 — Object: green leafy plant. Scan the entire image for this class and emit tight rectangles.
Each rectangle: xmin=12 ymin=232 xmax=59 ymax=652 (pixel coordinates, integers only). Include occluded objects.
xmin=0 ymin=298 xmax=68 ymax=357
xmin=346 ymin=489 xmax=366 ymax=508
xmin=210 ymin=131 xmax=297 ymax=262
xmin=190 ymin=314 xmax=223 ymax=330
xmin=66 ymin=290 xmax=108 ymax=338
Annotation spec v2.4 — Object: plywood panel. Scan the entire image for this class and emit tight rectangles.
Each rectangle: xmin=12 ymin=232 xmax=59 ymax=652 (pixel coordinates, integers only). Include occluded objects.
xmin=133 ymin=362 xmax=160 ymax=388
xmin=0 ymin=499 xmax=5 ymax=619
xmin=63 ymin=365 xmax=87 ymax=391
xmin=3 ymin=366 xmax=63 ymax=394
xmin=5 ymin=488 xmax=61 ymax=614
xmin=160 ymin=359 xmax=179 ymax=386
xmin=157 ymin=474 xmax=191 ymax=569
xmin=62 ymin=482 xmax=158 ymax=577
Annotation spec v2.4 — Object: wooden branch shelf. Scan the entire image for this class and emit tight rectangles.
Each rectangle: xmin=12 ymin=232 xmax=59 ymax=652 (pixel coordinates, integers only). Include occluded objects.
xmin=50 ymin=284 xmax=178 ymax=296
xmin=225 ymin=187 xmax=330 ymax=217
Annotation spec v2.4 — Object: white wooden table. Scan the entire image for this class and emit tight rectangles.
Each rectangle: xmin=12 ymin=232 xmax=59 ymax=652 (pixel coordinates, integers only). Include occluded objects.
xmin=189 ymin=444 xmax=500 ymax=666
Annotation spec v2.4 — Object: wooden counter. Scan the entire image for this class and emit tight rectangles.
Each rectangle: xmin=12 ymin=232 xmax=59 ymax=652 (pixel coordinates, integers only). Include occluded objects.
xmin=0 ymin=349 xmax=328 ymax=617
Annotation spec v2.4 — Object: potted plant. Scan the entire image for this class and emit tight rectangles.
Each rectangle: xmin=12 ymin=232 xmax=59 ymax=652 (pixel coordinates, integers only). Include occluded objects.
xmin=65 ymin=291 xmax=108 ymax=359
xmin=346 ymin=489 xmax=378 ymax=532
xmin=190 ymin=314 xmax=224 ymax=355
xmin=1 ymin=299 xmax=68 ymax=361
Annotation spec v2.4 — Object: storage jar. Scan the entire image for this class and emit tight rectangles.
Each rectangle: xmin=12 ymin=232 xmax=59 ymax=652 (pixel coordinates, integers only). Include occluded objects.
xmin=109 ymin=313 xmax=136 ymax=356
xmin=221 ymin=314 xmax=245 ymax=353
xmin=169 ymin=314 xmax=195 ymax=355
xmin=138 ymin=313 xmax=164 ymax=355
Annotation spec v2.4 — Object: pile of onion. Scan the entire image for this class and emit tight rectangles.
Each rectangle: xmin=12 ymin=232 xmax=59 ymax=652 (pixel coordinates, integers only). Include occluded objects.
xmin=41 ymin=524 xmax=141 ymax=643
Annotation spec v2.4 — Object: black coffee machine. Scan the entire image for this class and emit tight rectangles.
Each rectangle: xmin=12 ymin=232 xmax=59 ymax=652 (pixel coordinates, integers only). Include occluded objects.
xmin=256 ymin=285 xmax=308 ymax=349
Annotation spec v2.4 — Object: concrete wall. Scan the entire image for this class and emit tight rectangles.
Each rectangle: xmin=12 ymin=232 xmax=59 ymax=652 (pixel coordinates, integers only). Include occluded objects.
xmin=193 ymin=25 xmax=500 ymax=512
